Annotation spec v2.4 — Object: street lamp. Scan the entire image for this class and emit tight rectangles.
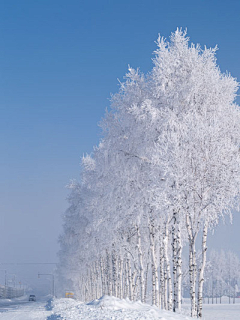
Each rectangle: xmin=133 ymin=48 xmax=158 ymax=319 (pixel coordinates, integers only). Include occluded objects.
xmin=38 ymin=273 xmax=55 ymax=297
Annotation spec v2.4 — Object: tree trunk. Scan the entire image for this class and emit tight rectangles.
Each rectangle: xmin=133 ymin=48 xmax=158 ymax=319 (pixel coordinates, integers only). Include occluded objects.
xmin=132 ymin=268 xmax=138 ymax=301
xmin=136 ymin=225 xmax=145 ymax=303
xmin=94 ymin=261 xmax=99 ymax=299
xmin=144 ymin=258 xmax=149 ymax=304
xmin=149 ymin=219 xmax=159 ymax=307
xmin=172 ymin=213 xmax=177 ymax=312
xmin=159 ymin=238 xmax=165 ymax=309
xmin=163 ymin=221 xmax=172 ymax=310
xmin=106 ymin=250 xmax=112 ymax=296
xmin=124 ymin=257 xmax=129 ymax=299
xmin=90 ymin=268 xmax=94 ymax=300
xmin=100 ymin=256 xmax=105 ymax=296
xmin=118 ymin=256 xmax=123 ymax=299
xmin=126 ymin=254 xmax=133 ymax=300
xmin=112 ymin=245 xmax=117 ymax=297
xmin=176 ymin=223 xmax=182 ymax=312
xmin=186 ymin=213 xmax=197 ymax=317
xmin=197 ymin=222 xmax=208 ymax=318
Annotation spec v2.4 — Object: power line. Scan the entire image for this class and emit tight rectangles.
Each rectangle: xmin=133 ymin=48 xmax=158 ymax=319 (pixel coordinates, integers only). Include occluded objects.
xmin=0 ymin=263 xmax=57 ymax=265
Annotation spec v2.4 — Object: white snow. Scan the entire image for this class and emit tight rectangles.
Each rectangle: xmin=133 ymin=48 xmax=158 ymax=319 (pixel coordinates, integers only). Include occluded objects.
xmin=0 ymin=300 xmax=52 ymax=320
xmin=52 ymin=295 xmax=192 ymax=319
xmin=201 ymin=303 xmax=240 ymax=320
xmin=0 ymin=295 xmax=240 ymax=319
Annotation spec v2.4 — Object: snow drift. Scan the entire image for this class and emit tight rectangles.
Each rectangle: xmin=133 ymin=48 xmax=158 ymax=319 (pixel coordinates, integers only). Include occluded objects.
xmin=52 ymin=295 xmax=192 ymax=319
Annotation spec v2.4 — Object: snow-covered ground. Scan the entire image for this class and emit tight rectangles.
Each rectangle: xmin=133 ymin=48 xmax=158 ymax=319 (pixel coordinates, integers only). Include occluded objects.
xmin=52 ymin=296 xmax=192 ymax=320
xmin=182 ymin=297 xmax=240 ymax=320
xmin=0 ymin=295 xmax=240 ymax=319
xmin=201 ymin=303 xmax=240 ymax=320
xmin=0 ymin=300 xmax=52 ymax=319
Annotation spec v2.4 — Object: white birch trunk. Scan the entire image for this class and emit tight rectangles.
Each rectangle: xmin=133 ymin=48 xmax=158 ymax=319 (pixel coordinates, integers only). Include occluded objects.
xmin=144 ymin=258 xmax=149 ymax=304
xmin=94 ymin=262 xmax=99 ymax=299
xmin=112 ymin=245 xmax=117 ymax=297
xmin=172 ymin=212 xmax=183 ymax=312
xmin=127 ymin=255 xmax=133 ymax=300
xmin=100 ymin=256 xmax=105 ymax=296
xmin=106 ymin=250 xmax=112 ymax=296
xmin=176 ymin=224 xmax=182 ymax=312
xmin=86 ymin=269 xmax=90 ymax=301
xmin=149 ymin=219 xmax=159 ymax=307
xmin=192 ymin=242 xmax=197 ymax=317
xmin=163 ymin=221 xmax=172 ymax=310
xmin=124 ymin=257 xmax=129 ymax=299
xmin=123 ymin=253 xmax=133 ymax=300
xmin=164 ymin=261 xmax=168 ymax=310
xmin=118 ymin=256 xmax=123 ymax=299
xmin=90 ymin=268 xmax=94 ymax=300
xmin=159 ymin=238 xmax=165 ymax=309
xmin=136 ymin=225 xmax=145 ymax=302
xmin=172 ymin=212 xmax=178 ymax=312
xmin=132 ymin=269 xmax=139 ymax=301
xmin=197 ymin=221 xmax=208 ymax=318
xmin=186 ymin=213 xmax=197 ymax=317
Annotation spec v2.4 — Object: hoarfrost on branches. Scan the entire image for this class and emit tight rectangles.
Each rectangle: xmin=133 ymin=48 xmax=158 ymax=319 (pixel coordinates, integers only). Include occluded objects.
xmin=57 ymin=29 xmax=240 ymax=318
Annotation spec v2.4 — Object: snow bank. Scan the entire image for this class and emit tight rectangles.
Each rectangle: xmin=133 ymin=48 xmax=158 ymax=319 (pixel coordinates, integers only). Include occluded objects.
xmin=52 ymin=295 xmax=192 ymax=319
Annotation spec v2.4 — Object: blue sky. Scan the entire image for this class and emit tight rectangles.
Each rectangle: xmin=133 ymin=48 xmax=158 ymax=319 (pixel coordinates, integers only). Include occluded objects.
xmin=0 ymin=0 xmax=240 ymax=282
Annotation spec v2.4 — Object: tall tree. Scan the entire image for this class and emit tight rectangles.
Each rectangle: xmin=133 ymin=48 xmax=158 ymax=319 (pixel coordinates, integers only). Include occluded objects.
xmin=151 ymin=29 xmax=240 ymax=317
xmin=57 ymin=30 xmax=240 ymax=318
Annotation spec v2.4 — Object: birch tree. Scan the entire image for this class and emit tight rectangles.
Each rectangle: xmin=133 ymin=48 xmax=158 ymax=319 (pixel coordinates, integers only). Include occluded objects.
xmin=57 ymin=30 xmax=240 ymax=318
xmin=151 ymin=29 xmax=240 ymax=316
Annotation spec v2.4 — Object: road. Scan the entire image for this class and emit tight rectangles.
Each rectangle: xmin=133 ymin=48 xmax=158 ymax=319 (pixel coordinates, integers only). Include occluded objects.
xmin=0 ymin=298 xmax=54 ymax=320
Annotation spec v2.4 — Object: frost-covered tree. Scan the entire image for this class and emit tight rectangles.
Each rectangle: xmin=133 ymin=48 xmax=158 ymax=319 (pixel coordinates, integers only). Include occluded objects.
xmin=57 ymin=29 xmax=240 ymax=318
xmin=151 ymin=29 xmax=240 ymax=317
xmin=203 ymin=250 xmax=240 ymax=304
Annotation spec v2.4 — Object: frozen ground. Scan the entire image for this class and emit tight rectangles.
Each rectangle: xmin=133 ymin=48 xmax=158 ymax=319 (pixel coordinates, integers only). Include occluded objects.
xmin=182 ymin=297 xmax=240 ymax=320
xmin=51 ymin=296 xmax=240 ymax=320
xmin=0 ymin=296 xmax=52 ymax=320
xmin=0 ymin=302 xmax=52 ymax=320
xmin=52 ymin=296 xmax=192 ymax=319
xmin=201 ymin=303 xmax=240 ymax=320
xmin=0 ymin=295 xmax=240 ymax=319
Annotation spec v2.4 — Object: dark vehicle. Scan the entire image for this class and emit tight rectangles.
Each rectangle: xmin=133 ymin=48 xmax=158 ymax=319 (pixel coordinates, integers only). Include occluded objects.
xmin=29 ymin=294 xmax=36 ymax=301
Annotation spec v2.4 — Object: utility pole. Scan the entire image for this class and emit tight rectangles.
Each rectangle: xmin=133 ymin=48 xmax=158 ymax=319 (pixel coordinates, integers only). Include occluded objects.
xmin=7 ymin=273 xmax=16 ymax=287
xmin=0 ymin=270 xmax=7 ymax=287
xmin=38 ymin=273 xmax=55 ymax=297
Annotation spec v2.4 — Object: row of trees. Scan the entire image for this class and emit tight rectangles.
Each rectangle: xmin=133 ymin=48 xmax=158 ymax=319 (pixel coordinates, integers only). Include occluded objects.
xmin=57 ymin=29 xmax=240 ymax=318
xmin=203 ymin=250 xmax=240 ymax=304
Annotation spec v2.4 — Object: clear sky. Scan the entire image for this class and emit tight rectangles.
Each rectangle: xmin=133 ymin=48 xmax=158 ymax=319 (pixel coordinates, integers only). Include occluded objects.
xmin=0 ymin=0 xmax=240 ymax=286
